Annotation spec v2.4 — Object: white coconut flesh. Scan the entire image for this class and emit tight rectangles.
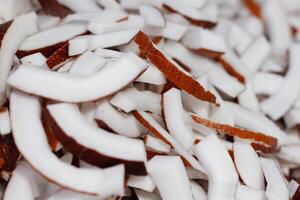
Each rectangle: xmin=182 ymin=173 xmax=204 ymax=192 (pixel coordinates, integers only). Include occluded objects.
xmin=0 ymin=107 xmax=11 ymax=135
xmin=95 ymin=100 xmax=145 ymax=138
xmin=163 ymin=88 xmax=195 ymax=149
xmin=194 ymin=134 xmax=239 ymax=200
xmin=7 ymin=52 xmax=148 ymax=102
xmin=46 ymin=102 xmax=147 ymax=170
xmin=9 ymin=90 xmax=124 ymax=197
xmin=147 ymin=156 xmax=194 ymax=200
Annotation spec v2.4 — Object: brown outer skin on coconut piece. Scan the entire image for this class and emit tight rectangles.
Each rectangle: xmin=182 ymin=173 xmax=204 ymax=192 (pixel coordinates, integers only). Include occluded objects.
xmin=42 ymin=107 xmax=147 ymax=176
xmin=218 ymin=57 xmax=246 ymax=84
xmin=192 ymin=48 xmax=224 ymax=59
xmin=134 ymin=31 xmax=217 ymax=105
xmin=163 ymin=4 xmax=217 ymax=28
xmin=190 ymin=114 xmax=278 ymax=153
xmin=243 ymin=0 xmax=261 ymax=19
xmin=0 ymin=21 xmax=13 ymax=47
xmin=46 ymin=42 xmax=70 ymax=69
xmin=38 ymin=0 xmax=72 ymax=18
xmin=0 ymin=134 xmax=20 ymax=172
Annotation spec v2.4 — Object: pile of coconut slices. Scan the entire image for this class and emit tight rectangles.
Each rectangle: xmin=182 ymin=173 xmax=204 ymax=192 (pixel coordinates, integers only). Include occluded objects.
xmin=1 ymin=0 xmax=300 ymax=199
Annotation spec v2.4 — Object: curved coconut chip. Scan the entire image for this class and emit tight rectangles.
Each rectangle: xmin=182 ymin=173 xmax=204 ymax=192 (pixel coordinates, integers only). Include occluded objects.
xmin=10 ymin=90 xmax=125 ymax=197
xmin=191 ymin=114 xmax=278 ymax=153
xmin=182 ymin=27 xmax=226 ymax=59
xmin=110 ymin=87 xmax=161 ymax=115
xmin=260 ymin=157 xmax=289 ymax=200
xmin=135 ymin=64 xmax=166 ymax=85
xmin=20 ymin=52 xmax=47 ymax=67
xmin=133 ymin=111 xmax=205 ymax=172
xmin=45 ymin=102 xmax=147 ymax=175
xmin=95 ymin=100 xmax=145 ymax=138
xmin=134 ymin=31 xmax=217 ymax=105
xmin=17 ymin=23 xmax=86 ymax=59
xmin=38 ymin=0 xmax=72 ymax=18
xmin=190 ymin=181 xmax=207 ymax=200
xmin=163 ymin=1 xmax=217 ymax=28
xmin=162 ymin=88 xmax=195 ymax=149
xmin=253 ymin=72 xmax=283 ymax=96
xmin=194 ymin=134 xmax=239 ymax=200
xmin=147 ymin=156 xmax=194 ymax=200
xmin=0 ymin=107 xmax=11 ymax=135
xmin=8 ymin=52 xmax=148 ymax=102
xmin=233 ymin=142 xmax=264 ymax=190
xmin=0 ymin=12 xmax=37 ymax=106
xmin=243 ymin=0 xmax=262 ymax=19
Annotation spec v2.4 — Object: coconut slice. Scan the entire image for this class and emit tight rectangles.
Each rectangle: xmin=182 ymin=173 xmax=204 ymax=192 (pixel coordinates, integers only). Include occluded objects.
xmin=218 ymin=50 xmax=251 ymax=84
xmin=135 ymin=64 xmax=166 ymax=85
xmin=142 ymin=21 xmax=188 ymax=41
xmin=276 ymin=145 xmax=300 ymax=165
xmin=0 ymin=107 xmax=11 ymax=135
xmin=4 ymin=162 xmax=36 ymax=200
xmin=194 ymin=134 xmax=239 ymax=200
xmin=261 ymin=44 xmax=300 ymax=120
xmin=45 ymin=102 xmax=147 ymax=175
xmin=69 ymin=29 xmax=138 ymax=55
xmin=253 ymin=72 xmax=283 ymax=96
xmin=237 ymin=16 xmax=263 ymax=38
xmin=182 ymin=27 xmax=226 ymax=59
xmin=191 ymin=114 xmax=278 ymax=153
xmin=144 ymin=134 xmax=171 ymax=153
xmin=10 ymin=90 xmax=124 ymax=197
xmin=147 ymin=156 xmax=194 ymax=200
xmin=95 ymin=100 xmax=145 ymax=138
xmin=233 ymin=142 xmax=264 ymax=190
xmin=163 ymin=0 xmax=217 ymax=28
xmin=241 ymin=36 xmax=271 ymax=72
xmin=57 ymin=0 xmax=101 ymax=12
xmin=208 ymin=67 xmax=245 ymax=98
xmin=261 ymin=58 xmax=285 ymax=73
xmin=134 ymin=31 xmax=217 ymax=104
xmin=8 ymin=52 xmax=148 ymax=102
xmin=133 ymin=111 xmax=204 ymax=172
xmin=110 ymin=87 xmax=161 ymax=115
xmin=162 ymin=88 xmax=195 ymax=149
xmin=262 ymin=0 xmax=291 ymax=58
xmin=18 ymin=23 xmax=86 ymax=57
xmin=235 ymin=185 xmax=266 ymax=200
xmin=227 ymin=102 xmax=288 ymax=146
xmin=69 ymin=51 xmax=106 ymax=76
xmin=38 ymin=0 xmax=71 ymax=18
xmin=190 ymin=181 xmax=207 ymax=200
xmin=139 ymin=4 xmax=165 ymax=27
xmin=237 ymin=81 xmax=260 ymax=112
xmin=127 ymin=175 xmax=155 ymax=192
xmin=260 ymin=157 xmax=289 ymax=200
xmin=20 ymin=53 xmax=47 ymax=67
xmin=0 ymin=12 xmax=37 ymax=106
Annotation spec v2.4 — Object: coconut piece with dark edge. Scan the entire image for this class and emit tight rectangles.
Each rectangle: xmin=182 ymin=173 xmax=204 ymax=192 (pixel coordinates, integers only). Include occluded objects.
xmin=44 ymin=102 xmax=147 ymax=175
xmin=133 ymin=31 xmax=217 ymax=105
xmin=10 ymin=90 xmax=125 ymax=197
